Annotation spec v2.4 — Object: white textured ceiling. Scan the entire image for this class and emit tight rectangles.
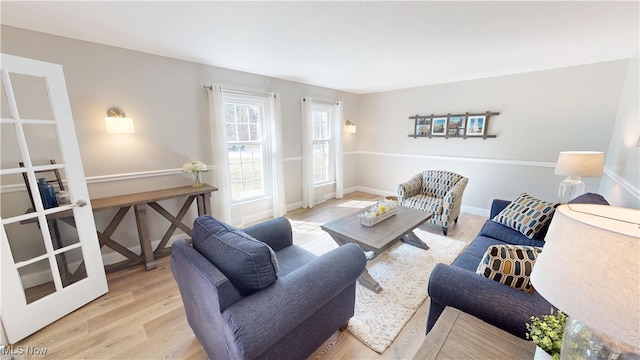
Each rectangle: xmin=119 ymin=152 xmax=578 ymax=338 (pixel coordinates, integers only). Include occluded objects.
xmin=1 ymin=1 xmax=638 ymax=94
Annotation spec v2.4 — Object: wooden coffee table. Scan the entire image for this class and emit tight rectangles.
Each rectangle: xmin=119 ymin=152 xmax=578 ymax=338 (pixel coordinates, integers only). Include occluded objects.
xmin=321 ymin=206 xmax=432 ymax=293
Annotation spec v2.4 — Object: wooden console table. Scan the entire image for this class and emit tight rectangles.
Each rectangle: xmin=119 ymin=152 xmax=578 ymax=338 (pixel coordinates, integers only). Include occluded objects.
xmin=92 ymin=184 xmax=218 ymax=272
xmin=23 ymin=184 xmax=218 ymax=274
xmin=412 ymin=307 xmax=535 ymax=359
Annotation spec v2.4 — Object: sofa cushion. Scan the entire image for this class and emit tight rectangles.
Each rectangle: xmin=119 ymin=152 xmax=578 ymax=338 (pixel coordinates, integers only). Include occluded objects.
xmin=568 ymin=192 xmax=610 ymax=205
xmin=476 ymin=244 xmax=542 ymax=294
xmin=492 ymin=193 xmax=559 ymax=239
xmin=478 ymin=220 xmax=548 ymax=246
xmin=402 ymin=194 xmax=444 ymax=213
xmin=452 ymin=235 xmax=508 ymax=271
xmin=192 ymin=215 xmax=279 ymax=296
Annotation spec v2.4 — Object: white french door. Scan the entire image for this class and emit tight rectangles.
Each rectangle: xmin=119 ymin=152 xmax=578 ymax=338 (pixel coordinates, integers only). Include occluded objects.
xmin=0 ymin=54 xmax=108 ymax=343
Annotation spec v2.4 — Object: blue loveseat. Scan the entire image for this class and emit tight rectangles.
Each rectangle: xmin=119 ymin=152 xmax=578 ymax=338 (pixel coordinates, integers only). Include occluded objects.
xmin=171 ymin=216 xmax=366 ymax=359
xmin=426 ymin=193 xmax=609 ymax=339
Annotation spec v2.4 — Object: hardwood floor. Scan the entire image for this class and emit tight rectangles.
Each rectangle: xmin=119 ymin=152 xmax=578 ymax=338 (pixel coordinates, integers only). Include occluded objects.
xmin=13 ymin=192 xmax=486 ymax=359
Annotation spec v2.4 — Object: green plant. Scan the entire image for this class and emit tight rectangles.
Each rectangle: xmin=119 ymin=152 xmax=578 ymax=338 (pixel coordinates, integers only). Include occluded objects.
xmin=526 ymin=309 xmax=566 ymax=359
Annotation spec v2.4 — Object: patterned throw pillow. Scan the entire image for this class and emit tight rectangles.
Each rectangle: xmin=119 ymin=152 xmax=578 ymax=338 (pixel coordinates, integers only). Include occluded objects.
xmin=476 ymin=245 xmax=542 ymax=294
xmin=492 ymin=193 xmax=559 ymax=239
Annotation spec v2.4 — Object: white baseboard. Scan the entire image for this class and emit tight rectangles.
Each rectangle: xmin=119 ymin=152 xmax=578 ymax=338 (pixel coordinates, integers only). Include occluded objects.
xmin=353 ymin=186 xmax=396 ymax=197
xmin=461 ymin=205 xmax=489 ymax=217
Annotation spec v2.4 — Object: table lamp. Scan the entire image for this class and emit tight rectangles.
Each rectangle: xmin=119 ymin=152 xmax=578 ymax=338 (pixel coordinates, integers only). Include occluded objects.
xmin=530 ymin=204 xmax=640 ymax=359
xmin=554 ymin=151 xmax=604 ymax=203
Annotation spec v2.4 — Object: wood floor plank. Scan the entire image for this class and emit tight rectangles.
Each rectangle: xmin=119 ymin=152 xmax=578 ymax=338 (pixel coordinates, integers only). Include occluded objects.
xmin=112 ymin=308 xmax=206 ymax=359
xmin=14 ymin=192 xmax=486 ymax=359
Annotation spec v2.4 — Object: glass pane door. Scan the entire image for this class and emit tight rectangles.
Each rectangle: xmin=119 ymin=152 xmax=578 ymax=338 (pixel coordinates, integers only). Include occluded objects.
xmin=1 ymin=53 xmax=108 ymax=344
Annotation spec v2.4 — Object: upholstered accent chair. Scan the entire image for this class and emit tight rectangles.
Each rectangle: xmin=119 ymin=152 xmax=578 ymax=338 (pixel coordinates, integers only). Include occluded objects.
xmin=170 ymin=216 xmax=366 ymax=360
xmin=398 ymin=170 xmax=468 ymax=235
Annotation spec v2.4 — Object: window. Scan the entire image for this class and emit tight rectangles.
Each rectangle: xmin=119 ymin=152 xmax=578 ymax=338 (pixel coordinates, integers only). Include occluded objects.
xmin=312 ymin=104 xmax=335 ymax=184
xmin=223 ymin=93 xmax=271 ymax=202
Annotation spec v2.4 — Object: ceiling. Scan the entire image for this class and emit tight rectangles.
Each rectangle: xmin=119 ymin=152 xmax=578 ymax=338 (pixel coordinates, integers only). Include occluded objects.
xmin=2 ymin=1 xmax=638 ymax=94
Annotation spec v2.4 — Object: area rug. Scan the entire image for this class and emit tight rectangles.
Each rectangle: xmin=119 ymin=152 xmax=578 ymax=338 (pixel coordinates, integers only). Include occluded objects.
xmin=300 ymin=228 xmax=466 ymax=354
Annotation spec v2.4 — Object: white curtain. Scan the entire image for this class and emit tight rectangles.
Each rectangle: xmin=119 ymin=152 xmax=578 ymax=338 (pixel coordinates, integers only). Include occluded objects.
xmin=269 ymin=93 xmax=287 ymax=217
xmin=206 ymin=85 xmax=232 ymax=222
xmin=334 ymin=101 xmax=344 ymax=199
xmin=301 ymin=97 xmax=315 ymax=208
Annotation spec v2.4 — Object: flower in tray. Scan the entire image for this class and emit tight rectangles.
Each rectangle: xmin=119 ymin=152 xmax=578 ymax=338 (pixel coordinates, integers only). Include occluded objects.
xmin=182 ymin=160 xmax=207 ymax=174
xmin=378 ymin=203 xmax=390 ymax=214
xmin=359 ymin=199 xmax=397 ymax=219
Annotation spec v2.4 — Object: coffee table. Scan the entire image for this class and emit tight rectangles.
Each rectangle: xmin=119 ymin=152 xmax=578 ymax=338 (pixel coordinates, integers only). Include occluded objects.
xmin=321 ymin=206 xmax=432 ymax=293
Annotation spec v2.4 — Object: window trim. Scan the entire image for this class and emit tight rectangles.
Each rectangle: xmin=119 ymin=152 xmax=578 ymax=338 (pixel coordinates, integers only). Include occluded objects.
xmin=311 ymin=103 xmax=335 ymax=186
xmin=223 ymin=91 xmax=273 ymax=204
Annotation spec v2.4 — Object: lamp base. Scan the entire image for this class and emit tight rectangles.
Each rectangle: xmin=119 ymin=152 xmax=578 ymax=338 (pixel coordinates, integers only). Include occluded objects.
xmin=560 ymin=317 xmax=639 ymax=360
xmin=558 ymin=176 xmax=585 ymax=203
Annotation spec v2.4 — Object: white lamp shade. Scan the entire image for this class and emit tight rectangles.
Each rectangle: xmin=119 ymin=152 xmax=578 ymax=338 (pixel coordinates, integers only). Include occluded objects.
xmin=554 ymin=151 xmax=604 ymax=177
xmin=105 ymin=117 xmax=135 ymax=133
xmin=530 ymin=204 xmax=640 ymax=347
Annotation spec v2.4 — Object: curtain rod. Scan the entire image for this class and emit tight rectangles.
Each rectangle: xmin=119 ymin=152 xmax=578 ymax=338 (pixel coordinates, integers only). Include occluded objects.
xmin=302 ymin=98 xmax=340 ymax=106
xmin=203 ymin=85 xmax=270 ymax=98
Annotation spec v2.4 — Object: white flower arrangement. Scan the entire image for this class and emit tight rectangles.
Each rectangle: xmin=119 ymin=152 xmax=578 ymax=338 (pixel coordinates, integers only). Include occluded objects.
xmin=182 ymin=160 xmax=207 ymax=187
xmin=182 ymin=160 xmax=207 ymax=174
xmin=359 ymin=199 xmax=398 ymax=219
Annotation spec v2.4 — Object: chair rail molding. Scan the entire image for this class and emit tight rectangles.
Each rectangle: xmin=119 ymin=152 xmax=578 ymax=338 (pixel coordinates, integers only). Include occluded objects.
xmin=358 ymin=151 xmax=556 ymax=168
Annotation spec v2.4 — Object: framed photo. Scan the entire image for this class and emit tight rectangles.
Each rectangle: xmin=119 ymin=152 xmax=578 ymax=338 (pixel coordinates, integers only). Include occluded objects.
xmin=448 ymin=116 xmax=466 ymax=129
xmin=416 ymin=124 xmax=431 ymax=136
xmin=431 ymin=117 xmax=447 ymax=136
xmin=466 ymin=115 xmax=486 ymax=136
xmin=415 ymin=117 xmax=431 ymax=135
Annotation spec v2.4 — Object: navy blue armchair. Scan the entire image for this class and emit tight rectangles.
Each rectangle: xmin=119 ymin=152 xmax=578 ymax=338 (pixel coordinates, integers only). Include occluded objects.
xmin=171 ymin=216 xmax=366 ymax=359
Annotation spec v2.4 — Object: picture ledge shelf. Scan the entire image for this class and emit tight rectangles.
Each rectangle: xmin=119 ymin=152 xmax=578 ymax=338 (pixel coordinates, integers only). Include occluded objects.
xmin=409 ymin=111 xmax=499 ymax=140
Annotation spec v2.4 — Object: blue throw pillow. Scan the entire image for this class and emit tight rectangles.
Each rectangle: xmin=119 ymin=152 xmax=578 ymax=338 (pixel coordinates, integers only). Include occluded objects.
xmin=192 ymin=215 xmax=279 ymax=296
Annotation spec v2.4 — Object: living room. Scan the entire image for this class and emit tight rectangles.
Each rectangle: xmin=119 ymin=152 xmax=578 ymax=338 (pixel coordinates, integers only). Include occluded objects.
xmin=1 ymin=1 xmax=639 ymax=359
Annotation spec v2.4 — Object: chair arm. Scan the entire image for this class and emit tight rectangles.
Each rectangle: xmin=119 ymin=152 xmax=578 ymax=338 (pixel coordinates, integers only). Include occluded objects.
xmin=490 ymin=199 xmax=512 ymax=218
xmin=221 ymin=243 xmax=366 ymax=358
xmin=398 ymin=173 xmax=423 ymax=201
xmin=443 ymin=177 xmax=468 ymax=208
xmin=243 ymin=217 xmax=293 ymax=252
xmin=427 ymin=263 xmax=555 ymax=339
xmin=171 ymin=239 xmax=244 ymax=359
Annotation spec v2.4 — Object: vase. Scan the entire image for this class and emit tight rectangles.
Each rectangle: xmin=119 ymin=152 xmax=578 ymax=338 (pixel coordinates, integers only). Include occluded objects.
xmin=535 ymin=346 xmax=553 ymax=360
xmin=192 ymin=172 xmax=202 ymax=187
xmin=560 ymin=316 xmax=640 ymax=360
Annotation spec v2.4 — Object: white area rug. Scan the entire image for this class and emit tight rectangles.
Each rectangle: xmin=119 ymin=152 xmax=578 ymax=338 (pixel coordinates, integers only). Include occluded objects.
xmin=300 ymin=228 xmax=466 ymax=354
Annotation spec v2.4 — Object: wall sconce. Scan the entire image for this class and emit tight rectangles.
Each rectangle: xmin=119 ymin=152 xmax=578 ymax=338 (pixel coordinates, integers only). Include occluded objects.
xmin=345 ymin=120 xmax=357 ymax=134
xmin=105 ymin=107 xmax=135 ymax=134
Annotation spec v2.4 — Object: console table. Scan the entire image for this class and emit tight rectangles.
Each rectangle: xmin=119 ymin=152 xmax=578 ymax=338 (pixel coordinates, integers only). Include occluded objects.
xmin=92 ymin=184 xmax=218 ymax=272
xmin=24 ymin=184 xmax=218 ymax=275
xmin=412 ymin=307 xmax=535 ymax=359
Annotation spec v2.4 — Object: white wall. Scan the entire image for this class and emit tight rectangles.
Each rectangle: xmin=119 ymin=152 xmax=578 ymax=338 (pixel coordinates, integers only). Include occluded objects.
xmin=357 ymin=61 xmax=630 ymax=215
xmin=0 ymin=26 xmax=360 ymax=268
xmin=599 ymin=55 xmax=640 ymax=209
